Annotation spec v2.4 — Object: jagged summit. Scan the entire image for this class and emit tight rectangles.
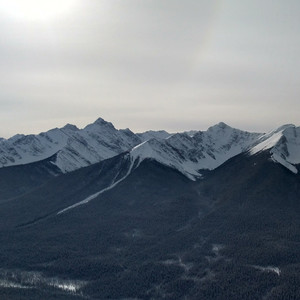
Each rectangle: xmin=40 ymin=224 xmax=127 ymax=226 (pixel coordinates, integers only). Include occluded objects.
xmin=61 ymin=124 xmax=79 ymax=131
xmin=250 ymin=124 xmax=300 ymax=174
xmin=130 ymin=124 xmax=262 ymax=180
xmin=1 ymin=121 xmax=300 ymax=300
xmin=84 ymin=117 xmax=116 ymax=131
xmin=0 ymin=118 xmax=299 ymax=177
xmin=94 ymin=117 xmax=110 ymax=125
xmin=0 ymin=117 xmax=139 ymax=171
xmin=208 ymin=121 xmax=231 ymax=130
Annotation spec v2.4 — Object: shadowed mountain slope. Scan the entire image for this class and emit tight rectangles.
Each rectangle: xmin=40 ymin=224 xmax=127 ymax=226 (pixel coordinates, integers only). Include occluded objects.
xmin=0 ymin=150 xmax=299 ymax=299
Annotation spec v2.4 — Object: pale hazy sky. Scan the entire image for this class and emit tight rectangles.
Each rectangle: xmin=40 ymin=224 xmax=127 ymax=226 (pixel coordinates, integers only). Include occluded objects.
xmin=0 ymin=0 xmax=300 ymax=138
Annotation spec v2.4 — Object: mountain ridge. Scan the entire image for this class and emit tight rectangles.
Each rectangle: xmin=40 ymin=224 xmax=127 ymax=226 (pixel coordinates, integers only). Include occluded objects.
xmin=0 ymin=120 xmax=300 ymax=299
xmin=0 ymin=118 xmax=299 ymax=179
xmin=0 ymin=148 xmax=299 ymax=299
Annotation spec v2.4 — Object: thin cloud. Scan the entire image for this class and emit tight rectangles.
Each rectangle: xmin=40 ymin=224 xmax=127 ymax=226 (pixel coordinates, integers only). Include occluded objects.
xmin=0 ymin=0 xmax=300 ymax=137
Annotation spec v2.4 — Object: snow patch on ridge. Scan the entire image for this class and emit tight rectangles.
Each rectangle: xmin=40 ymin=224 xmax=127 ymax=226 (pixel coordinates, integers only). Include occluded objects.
xmin=130 ymin=124 xmax=261 ymax=180
xmin=271 ymin=154 xmax=298 ymax=174
xmin=57 ymin=154 xmax=135 ymax=214
xmin=131 ymin=139 xmax=200 ymax=180
xmin=249 ymin=124 xmax=300 ymax=174
xmin=272 ymin=126 xmax=300 ymax=165
xmin=250 ymin=131 xmax=284 ymax=154
xmin=0 ymin=127 xmax=73 ymax=167
xmin=251 ymin=265 xmax=281 ymax=276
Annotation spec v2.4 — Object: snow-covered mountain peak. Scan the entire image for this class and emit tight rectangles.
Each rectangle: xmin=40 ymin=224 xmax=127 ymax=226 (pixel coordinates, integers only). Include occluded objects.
xmin=0 ymin=117 xmax=141 ymax=171
xmin=203 ymin=124 xmax=262 ymax=154
xmin=204 ymin=123 xmax=260 ymax=148
xmin=131 ymin=138 xmax=201 ymax=180
xmin=274 ymin=124 xmax=295 ymax=133
xmin=61 ymin=124 xmax=79 ymax=132
xmin=206 ymin=122 xmax=243 ymax=139
xmin=94 ymin=117 xmax=110 ymax=125
xmin=52 ymin=118 xmax=142 ymax=173
xmin=208 ymin=122 xmax=231 ymax=131
xmin=206 ymin=122 xmax=255 ymax=137
xmin=84 ymin=117 xmax=116 ymax=132
xmin=250 ymin=124 xmax=297 ymax=154
xmin=130 ymin=125 xmax=262 ymax=180
xmin=1 ymin=118 xmax=299 ymax=178
xmin=269 ymin=126 xmax=300 ymax=174
xmin=249 ymin=125 xmax=300 ymax=174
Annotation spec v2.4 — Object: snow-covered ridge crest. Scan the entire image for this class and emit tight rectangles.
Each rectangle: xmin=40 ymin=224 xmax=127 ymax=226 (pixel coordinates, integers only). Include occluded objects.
xmin=136 ymin=130 xmax=171 ymax=142
xmin=0 ymin=126 xmax=77 ymax=168
xmin=131 ymin=123 xmax=261 ymax=180
xmin=249 ymin=124 xmax=300 ymax=174
xmin=0 ymin=117 xmax=141 ymax=172
xmin=1 ymin=119 xmax=299 ymax=178
xmin=54 ymin=118 xmax=141 ymax=172
xmin=131 ymin=122 xmax=300 ymax=179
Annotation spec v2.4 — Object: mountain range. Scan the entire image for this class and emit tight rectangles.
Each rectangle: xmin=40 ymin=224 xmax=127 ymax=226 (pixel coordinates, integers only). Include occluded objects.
xmin=1 ymin=118 xmax=299 ymax=178
xmin=0 ymin=118 xmax=299 ymax=299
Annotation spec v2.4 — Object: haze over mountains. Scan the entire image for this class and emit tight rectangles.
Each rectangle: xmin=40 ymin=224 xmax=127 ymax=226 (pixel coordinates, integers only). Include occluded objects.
xmin=0 ymin=118 xmax=299 ymax=299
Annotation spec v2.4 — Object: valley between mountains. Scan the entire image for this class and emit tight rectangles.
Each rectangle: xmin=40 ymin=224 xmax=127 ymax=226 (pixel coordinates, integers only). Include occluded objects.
xmin=0 ymin=118 xmax=299 ymax=299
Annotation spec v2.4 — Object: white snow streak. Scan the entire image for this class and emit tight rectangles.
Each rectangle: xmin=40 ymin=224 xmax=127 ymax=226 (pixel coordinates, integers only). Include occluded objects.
xmin=250 ymin=131 xmax=283 ymax=154
xmin=250 ymin=125 xmax=299 ymax=174
xmin=57 ymin=156 xmax=135 ymax=215
xmin=252 ymin=265 xmax=281 ymax=276
xmin=271 ymin=153 xmax=298 ymax=174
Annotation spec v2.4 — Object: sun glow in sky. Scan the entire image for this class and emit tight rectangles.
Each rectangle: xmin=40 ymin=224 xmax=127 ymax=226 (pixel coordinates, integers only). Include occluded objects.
xmin=0 ymin=0 xmax=78 ymax=21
